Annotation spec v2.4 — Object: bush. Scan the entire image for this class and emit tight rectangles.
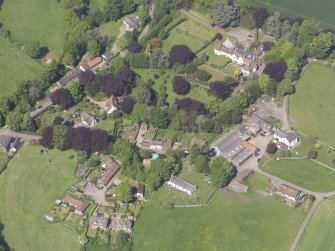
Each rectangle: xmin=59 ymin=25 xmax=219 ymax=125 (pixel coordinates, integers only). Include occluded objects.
xmin=208 ymin=81 xmax=231 ymax=100
xmin=266 ymin=142 xmax=278 ymax=154
xmin=168 ymin=44 xmax=194 ymax=65
xmin=308 ymin=148 xmax=317 ymax=159
xmin=195 ymin=69 xmax=212 ymax=81
xmin=173 ymin=76 xmax=191 ymax=95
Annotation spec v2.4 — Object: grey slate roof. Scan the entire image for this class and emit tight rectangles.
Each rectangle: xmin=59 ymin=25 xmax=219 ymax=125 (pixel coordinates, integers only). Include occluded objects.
xmin=286 ymin=132 xmax=298 ymax=143
xmin=89 ymin=216 xmax=110 ymax=229
xmin=168 ymin=175 xmax=197 ymax=194
xmin=0 ymin=136 xmax=14 ymax=151
xmin=274 ymin=128 xmax=288 ymax=139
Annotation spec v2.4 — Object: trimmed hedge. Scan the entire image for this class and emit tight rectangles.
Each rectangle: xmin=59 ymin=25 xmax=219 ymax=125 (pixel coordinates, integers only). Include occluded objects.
xmin=140 ymin=15 xmax=173 ymax=44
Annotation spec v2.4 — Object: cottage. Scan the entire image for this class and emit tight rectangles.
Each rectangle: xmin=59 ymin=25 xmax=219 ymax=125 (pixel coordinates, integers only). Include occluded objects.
xmin=273 ymin=129 xmax=298 ymax=149
xmin=132 ymin=183 xmax=145 ymax=199
xmin=0 ymin=136 xmax=14 ymax=152
xmin=63 ymin=195 xmax=90 ymax=215
xmin=79 ymin=63 xmax=90 ymax=72
xmin=97 ymin=160 xmax=120 ymax=188
xmin=123 ymin=16 xmax=139 ymax=31
xmin=140 ymin=139 xmax=172 ymax=152
xmin=213 ymin=38 xmax=264 ymax=76
xmin=102 ymin=51 xmax=113 ymax=61
xmin=88 ymin=57 xmax=102 ymax=69
xmin=167 ymin=175 xmax=197 ymax=195
xmin=80 ymin=112 xmax=97 ymax=127
xmin=105 ymin=96 xmax=119 ymax=114
xmin=276 ymin=184 xmax=304 ymax=202
xmin=89 ymin=216 xmax=110 ymax=230
xmin=57 ymin=68 xmax=81 ymax=85
xmin=111 ymin=217 xmax=133 ymax=233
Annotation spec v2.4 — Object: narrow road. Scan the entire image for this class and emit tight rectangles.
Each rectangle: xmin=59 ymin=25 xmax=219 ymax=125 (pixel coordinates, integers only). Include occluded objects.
xmin=0 ymin=129 xmax=41 ymax=141
xmin=30 ymin=100 xmax=52 ymax=119
xmin=289 ymin=197 xmax=322 ymax=251
xmin=111 ymin=26 xmax=126 ymax=54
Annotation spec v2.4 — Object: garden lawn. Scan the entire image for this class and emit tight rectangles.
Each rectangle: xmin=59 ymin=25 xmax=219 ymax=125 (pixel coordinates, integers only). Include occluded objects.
xmin=149 ymin=161 xmax=215 ymax=207
xmin=0 ymin=0 xmax=66 ymax=56
xmin=0 ymin=144 xmax=81 ymax=251
xmin=133 ymin=191 xmax=305 ymax=251
xmin=290 ymin=64 xmax=335 ymax=146
xmin=162 ymin=20 xmax=207 ymax=53
xmin=242 ymin=172 xmax=270 ymax=192
xmin=247 ymin=0 xmax=335 ymax=27
xmin=198 ymin=64 xmax=228 ymax=81
xmin=0 ymin=37 xmax=42 ymax=96
xmin=263 ymin=159 xmax=335 ymax=192
xmin=99 ymin=20 xmax=122 ymax=38
xmin=90 ymin=0 xmax=105 ymax=11
xmin=297 ymin=197 xmax=335 ymax=251
xmin=133 ymin=68 xmax=214 ymax=106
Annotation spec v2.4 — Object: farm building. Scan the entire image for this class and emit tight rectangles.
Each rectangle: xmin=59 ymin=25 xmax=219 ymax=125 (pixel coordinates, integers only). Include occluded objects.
xmin=228 ymin=169 xmax=251 ymax=193
xmin=273 ymin=129 xmax=298 ymax=149
xmin=167 ymin=175 xmax=197 ymax=196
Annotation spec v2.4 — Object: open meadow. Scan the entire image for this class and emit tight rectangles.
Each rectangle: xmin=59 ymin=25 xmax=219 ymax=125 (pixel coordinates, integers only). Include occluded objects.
xmin=296 ymin=197 xmax=335 ymax=251
xmin=133 ymin=190 xmax=305 ymax=251
xmin=262 ymin=159 xmax=335 ymax=192
xmin=0 ymin=0 xmax=66 ymax=56
xmin=290 ymin=64 xmax=335 ymax=146
xmin=0 ymin=144 xmax=81 ymax=251
xmin=247 ymin=0 xmax=335 ymax=27
xmin=0 ymin=37 xmax=42 ymax=96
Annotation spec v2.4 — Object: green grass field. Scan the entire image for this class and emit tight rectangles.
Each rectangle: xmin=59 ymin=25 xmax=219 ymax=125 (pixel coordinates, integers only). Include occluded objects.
xmin=0 ymin=37 xmax=42 ymax=96
xmin=0 ymin=144 xmax=81 ymax=251
xmin=99 ymin=20 xmax=122 ymax=38
xmin=0 ymin=0 xmax=66 ymax=56
xmin=247 ymin=0 xmax=335 ymax=27
xmin=290 ymin=64 xmax=335 ymax=146
xmin=242 ymin=172 xmax=270 ymax=192
xmin=296 ymin=197 xmax=335 ymax=251
xmin=133 ymin=191 xmax=305 ymax=251
xmin=263 ymin=159 xmax=335 ymax=192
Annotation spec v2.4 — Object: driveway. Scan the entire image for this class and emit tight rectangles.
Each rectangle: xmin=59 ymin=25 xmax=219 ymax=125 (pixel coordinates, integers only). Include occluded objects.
xmin=0 ymin=129 xmax=41 ymax=142
xmin=30 ymin=100 xmax=52 ymax=119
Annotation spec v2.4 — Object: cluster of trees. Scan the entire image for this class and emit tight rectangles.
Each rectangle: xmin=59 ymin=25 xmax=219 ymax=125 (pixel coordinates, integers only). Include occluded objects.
xmin=51 ymin=82 xmax=85 ymax=110
xmin=39 ymin=119 xmax=110 ymax=154
xmin=0 ymin=60 xmax=66 ymax=131
xmin=88 ymin=67 xmax=136 ymax=98
xmin=0 ymin=220 xmax=10 ymax=251
xmin=210 ymin=0 xmax=240 ymax=28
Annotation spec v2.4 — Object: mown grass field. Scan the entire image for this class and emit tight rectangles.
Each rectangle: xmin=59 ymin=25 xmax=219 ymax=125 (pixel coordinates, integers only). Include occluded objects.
xmin=0 ymin=144 xmax=81 ymax=251
xmin=263 ymin=159 xmax=335 ymax=192
xmin=133 ymin=191 xmax=305 ymax=251
xmin=297 ymin=197 xmax=335 ymax=251
xmin=0 ymin=0 xmax=66 ymax=56
xmin=0 ymin=37 xmax=42 ymax=96
xmin=162 ymin=20 xmax=212 ymax=53
xmin=290 ymin=64 xmax=335 ymax=146
xmin=242 ymin=172 xmax=270 ymax=192
xmin=247 ymin=0 xmax=335 ymax=27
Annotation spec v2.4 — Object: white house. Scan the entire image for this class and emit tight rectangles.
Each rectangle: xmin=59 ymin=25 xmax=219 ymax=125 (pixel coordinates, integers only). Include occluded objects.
xmin=276 ymin=184 xmax=304 ymax=202
xmin=105 ymin=96 xmax=119 ymax=114
xmin=273 ymin=129 xmax=298 ymax=149
xmin=167 ymin=175 xmax=197 ymax=196
xmin=123 ymin=16 xmax=139 ymax=31
xmin=213 ymin=38 xmax=264 ymax=76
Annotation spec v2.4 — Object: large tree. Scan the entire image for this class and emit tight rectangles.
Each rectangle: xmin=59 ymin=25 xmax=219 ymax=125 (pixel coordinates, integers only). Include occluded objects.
xmin=309 ymin=32 xmax=335 ymax=59
xmin=208 ymin=81 xmax=231 ymax=100
xmin=51 ymin=88 xmax=74 ymax=109
xmin=175 ymin=98 xmax=206 ymax=114
xmin=39 ymin=126 xmax=53 ymax=148
xmin=173 ymin=76 xmax=191 ymax=95
xmin=210 ymin=0 xmax=239 ymax=28
xmin=149 ymin=107 xmax=170 ymax=128
xmin=117 ymin=182 xmax=133 ymax=203
xmin=209 ymin=157 xmax=233 ymax=187
xmin=263 ymin=60 xmax=287 ymax=82
xmin=253 ymin=7 xmax=269 ymax=39
xmin=0 ymin=219 xmax=11 ymax=251
xmin=120 ymin=96 xmax=135 ymax=114
xmin=168 ymin=45 xmax=194 ymax=65
xmin=265 ymin=12 xmax=281 ymax=39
